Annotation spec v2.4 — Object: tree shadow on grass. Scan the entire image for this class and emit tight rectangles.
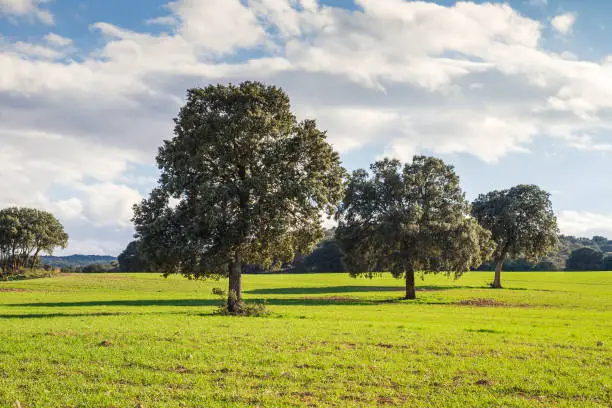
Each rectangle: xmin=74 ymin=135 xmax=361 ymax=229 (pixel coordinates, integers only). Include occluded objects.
xmin=9 ymin=299 xmax=221 ymax=308
xmin=0 ymin=312 xmax=129 ymax=319
xmin=246 ymin=285 xmax=488 ymax=295
xmin=8 ymin=297 xmax=405 ymax=309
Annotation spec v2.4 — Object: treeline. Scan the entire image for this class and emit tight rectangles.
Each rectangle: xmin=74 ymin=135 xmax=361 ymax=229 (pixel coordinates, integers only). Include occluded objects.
xmin=476 ymin=235 xmax=612 ymax=271
xmin=0 ymin=207 xmax=68 ymax=278
xmin=69 ymin=232 xmax=612 ymax=274
xmin=41 ymin=255 xmax=118 ymax=270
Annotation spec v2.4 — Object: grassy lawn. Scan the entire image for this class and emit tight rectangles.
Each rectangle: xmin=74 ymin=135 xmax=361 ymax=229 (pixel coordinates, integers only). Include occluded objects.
xmin=0 ymin=272 xmax=610 ymax=407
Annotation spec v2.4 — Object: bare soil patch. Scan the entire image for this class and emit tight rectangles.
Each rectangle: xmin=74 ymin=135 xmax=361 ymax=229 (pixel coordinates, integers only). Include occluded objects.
xmin=458 ymin=298 xmax=507 ymax=307
xmin=457 ymin=298 xmax=538 ymax=308
xmin=0 ymin=288 xmax=28 ymax=292
xmin=173 ymin=365 xmax=192 ymax=374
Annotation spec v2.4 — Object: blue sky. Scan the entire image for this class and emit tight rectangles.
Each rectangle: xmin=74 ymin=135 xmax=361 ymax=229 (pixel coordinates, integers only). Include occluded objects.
xmin=2 ymin=0 xmax=612 ymax=255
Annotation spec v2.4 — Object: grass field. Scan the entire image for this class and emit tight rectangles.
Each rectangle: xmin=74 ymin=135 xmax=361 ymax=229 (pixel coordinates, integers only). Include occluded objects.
xmin=0 ymin=272 xmax=610 ymax=407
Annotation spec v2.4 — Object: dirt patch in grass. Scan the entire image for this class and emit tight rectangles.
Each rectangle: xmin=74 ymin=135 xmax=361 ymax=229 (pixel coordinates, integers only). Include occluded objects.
xmin=291 ymin=391 xmax=315 ymax=404
xmin=456 ymin=298 xmax=543 ymax=308
xmin=173 ymin=365 xmax=192 ymax=374
xmin=457 ymin=298 xmax=507 ymax=307
xmin=376 ymin=395 xmax=407 ymax=405
xmin=0 ymin=288 xmax=29 ymax=292
xmin=377 ymin=343 xmax=394 ymax=349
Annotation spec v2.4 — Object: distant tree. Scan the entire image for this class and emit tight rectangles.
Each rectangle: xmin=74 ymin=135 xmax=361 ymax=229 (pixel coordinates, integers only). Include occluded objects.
xmin=566 ymin=248 xmax=603 ymax=271
xmin=504 ymin=258 xmax=535 ymax=271
xmin=82 ymin=263 xmax=112 ymax=273
xmin=0 ymin=207 xmax=68 ymax=275
xmin=336 ymin=157 xmax=493 ymax=299
xmin=601 ymin=254 xmax=612 ymax=271
xmin=133 ymin=82 xmax=345 ymax=314
xmin=117 ymin=241 xmax=149 ymax=272
xmin=304 ymin=239 xmax=346 ymax=273
xmin=472 ymin=185 xmax=558 ymax=288
xmin=533 ymin=260 xmax=556 ymax=271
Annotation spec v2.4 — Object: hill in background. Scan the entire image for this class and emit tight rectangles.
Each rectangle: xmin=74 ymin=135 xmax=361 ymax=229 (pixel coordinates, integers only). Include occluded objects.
xmin=40 ymin=255 xmax=117 ymax=269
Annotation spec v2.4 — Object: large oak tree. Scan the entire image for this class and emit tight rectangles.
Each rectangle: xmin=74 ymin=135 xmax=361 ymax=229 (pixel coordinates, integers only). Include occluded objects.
xmin=471 ymin=185 xmax=558 ymax=288
xmin=133 ymin=82 xmax=345 ymax=313
xmin=336 ymin=157 xmax=493 ymax=299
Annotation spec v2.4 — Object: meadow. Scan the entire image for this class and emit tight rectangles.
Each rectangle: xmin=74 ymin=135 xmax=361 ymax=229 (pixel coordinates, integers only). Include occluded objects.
xmin=0 ymin=272 xmax=610 ymax=407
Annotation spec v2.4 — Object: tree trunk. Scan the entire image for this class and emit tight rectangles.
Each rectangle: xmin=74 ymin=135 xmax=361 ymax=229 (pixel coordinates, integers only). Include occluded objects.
xmin=227 ymin=254 xmax=243 ymax=314
xmin=492 ymin=259 xmax=503 ymax=289
xmin=405 ymin=267 xmax=416 ymax=300
xmin=30 ymin=249 xmax=41 ymax=269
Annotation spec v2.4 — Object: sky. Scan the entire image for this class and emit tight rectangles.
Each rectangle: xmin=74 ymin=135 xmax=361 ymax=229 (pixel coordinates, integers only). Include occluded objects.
xmin=2 ymin=0 xmax=612 ymax=256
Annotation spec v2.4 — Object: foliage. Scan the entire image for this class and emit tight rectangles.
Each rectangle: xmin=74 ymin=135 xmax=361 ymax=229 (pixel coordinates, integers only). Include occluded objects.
xmin=532 ymin=260 xmax=557 ymax=271
xmin=566 ymin=247 xmax=604 ymax=271
xmin=301 ymin=239 xmax=346 ymax=273
xmin=81 ymin=263 xmax=118 ymax=273
xmin=133 ymin=82 xmax=345 ymax=313
xmin=0 ymin=207 xmax=68 ymax=276
xmin=602 ymin=255 xmax=612 ymax=271
xmin=214 ymin=289 xmax=270 ymax=317
xmin=0 ymin=268 xmax=60 ymax=281
xmin=471 ymin=185 xmax=558 ymax=287
xmin=336 ymin=156 xmax=493 ymax=299
xmin=0 ymin=272 xmax=609 ymax=406
xmin=117 ymin=241 xmax=150 ymax=272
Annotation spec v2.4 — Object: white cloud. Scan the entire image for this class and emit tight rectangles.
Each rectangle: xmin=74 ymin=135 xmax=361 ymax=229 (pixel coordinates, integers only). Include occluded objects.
xmin=558 ymin=211 xmax=612 ymax=238
xmin=551 ymin=12 xmax=577 ymax=35
xmin=526 ymin=0 xmax=547 ymax=7
xmin=3 ymin=41 xmax=64 ymax=59
xmin=44 ymin=32 xmax=72 ymax=47
xmin=146 ymin=16 xmax=178 ymax=26
xmin=77 ymin=183 xmax=142 ymax=228
xmin=167 ymin=0 xmax=266 ymax=54
xmin=0 ymin=0 xmax=54 ymax=24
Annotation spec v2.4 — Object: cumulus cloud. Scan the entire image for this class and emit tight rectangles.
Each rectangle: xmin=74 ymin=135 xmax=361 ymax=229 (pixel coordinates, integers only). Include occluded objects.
xmin=551 ymin=12 xmax=577 ymax=35
xmin=44 ymin=33 xmax=72 ymax=47
xmin=558 ymin=211 xmax=612 ymax=238
xmin=0 ymin=0 xmax=54 ymax=24
xmin=526 ymin=0 xmax=547 ymax=6
xmin=1 ymin=0 xmax=612 ymax=252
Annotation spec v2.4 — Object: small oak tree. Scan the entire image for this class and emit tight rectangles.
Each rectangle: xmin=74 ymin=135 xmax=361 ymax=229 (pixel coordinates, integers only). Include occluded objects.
xmin=0 ymin=207 xmax=68 ymax=275
xmin=336 ymin=157 xmax=493 ymax=299
xmin=471 ymin=185 xmax=558 ymax=288
xmin=133 ymin=82 xmax=344 ymax=313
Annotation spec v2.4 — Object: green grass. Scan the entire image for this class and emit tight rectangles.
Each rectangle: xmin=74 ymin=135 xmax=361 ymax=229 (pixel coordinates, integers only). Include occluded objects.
xmin=0 ymin=272 xmax=610 ymax=407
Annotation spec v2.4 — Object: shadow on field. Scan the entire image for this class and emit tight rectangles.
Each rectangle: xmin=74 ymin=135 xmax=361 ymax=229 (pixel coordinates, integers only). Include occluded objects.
xmin=9 ymin=297 xmax=404 ymax=309
xmin=0 ymin=312 xmax=128 ymax=319
xmin=9 ymin=299 xmax=221 ymax=308
xmin=247 ymin=285 xmax=485 ymax=295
